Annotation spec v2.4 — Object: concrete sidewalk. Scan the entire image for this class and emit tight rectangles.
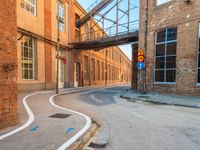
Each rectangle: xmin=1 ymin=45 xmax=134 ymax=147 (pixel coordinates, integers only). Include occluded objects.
xmin=121 ymin=90 xmax=200 ymax=109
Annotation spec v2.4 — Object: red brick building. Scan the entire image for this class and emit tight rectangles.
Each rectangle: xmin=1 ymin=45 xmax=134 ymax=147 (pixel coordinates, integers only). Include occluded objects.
xmin=0 ymin=0 xmax=18 ymax=129
xmin=139 ymin=0 xmax=200 ymax=95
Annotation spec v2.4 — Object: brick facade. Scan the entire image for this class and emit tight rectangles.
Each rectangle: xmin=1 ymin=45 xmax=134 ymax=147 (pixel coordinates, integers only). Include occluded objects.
xmin=139 ymin=0 xmax=200 ymax=96
xmin=0 ymin=0 xmax=18 ymax=129
xmin=73 ymin=1 xmax=132 ymax=87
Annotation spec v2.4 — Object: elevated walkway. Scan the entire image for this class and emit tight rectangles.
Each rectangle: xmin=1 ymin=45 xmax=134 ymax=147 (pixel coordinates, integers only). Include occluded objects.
xmin=76 ymin=0 xmax=114 ymax=28
xmin=73 ymin=31 xmax=138 ymax=50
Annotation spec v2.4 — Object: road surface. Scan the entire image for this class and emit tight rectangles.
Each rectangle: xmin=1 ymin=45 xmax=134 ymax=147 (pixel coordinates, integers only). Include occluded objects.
xmin=56 ymin=86 xmax=200 ymax=150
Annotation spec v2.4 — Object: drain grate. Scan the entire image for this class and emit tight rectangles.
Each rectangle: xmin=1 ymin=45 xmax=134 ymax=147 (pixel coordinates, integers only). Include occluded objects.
xmin=49 ymin=113 xmax=71 ymax=119
xmin=88 ymin=142 xmax=107 ymax=149
xmin=137 ymin=96 xmax=150 ymax=99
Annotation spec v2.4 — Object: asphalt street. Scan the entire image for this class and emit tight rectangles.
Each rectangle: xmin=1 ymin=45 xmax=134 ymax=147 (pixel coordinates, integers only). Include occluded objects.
xmin=60 ymin=86 xmax=200 ymax=150
xmin=1 ymin=85 xmax=200 ymax=150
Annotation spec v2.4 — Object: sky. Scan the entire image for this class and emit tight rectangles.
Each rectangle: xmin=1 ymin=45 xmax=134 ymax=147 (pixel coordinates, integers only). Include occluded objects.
xmin=77 ymin=0 xmax=139 ymax=60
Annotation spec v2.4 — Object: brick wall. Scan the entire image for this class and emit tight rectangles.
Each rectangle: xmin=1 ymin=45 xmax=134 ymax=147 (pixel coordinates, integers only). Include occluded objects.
xmin=0 ymin=0 xmax=18 ymax=129
xmin=139 ymin=0 xmax=200 ymax=96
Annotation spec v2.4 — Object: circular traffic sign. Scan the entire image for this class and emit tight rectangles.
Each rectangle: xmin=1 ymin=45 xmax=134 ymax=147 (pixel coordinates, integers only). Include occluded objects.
xmin=137 ymin=62 xmax=145 ymax=70
xmin=138 ymin=55 xmax=144 ymax=62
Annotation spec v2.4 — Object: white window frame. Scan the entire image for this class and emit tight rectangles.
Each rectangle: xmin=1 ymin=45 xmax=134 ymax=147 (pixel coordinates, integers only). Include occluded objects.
xmin=21 ymin=0 xmax=37 ymax=16
xmin=154 ymin=28 xmax=177 ymax=84
xmin=56 ymin=0 xmax=65 ymax=32
xmin=157 ymin=0 xmax=171 ymax=6
xmin=197 ymin=23 xmax=200 ymax=85
xmin=21 ymin=36 xmax=35 ymax=80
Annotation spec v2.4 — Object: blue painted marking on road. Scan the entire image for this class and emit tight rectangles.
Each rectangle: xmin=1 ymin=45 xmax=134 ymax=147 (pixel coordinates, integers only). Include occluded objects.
xmin=66 ymin=128 xmax=75 ymax=133
xmin=30 ymin=126 xmax=40 ymax=132
xmin=137 ymin=62 xmax=145 ymax=70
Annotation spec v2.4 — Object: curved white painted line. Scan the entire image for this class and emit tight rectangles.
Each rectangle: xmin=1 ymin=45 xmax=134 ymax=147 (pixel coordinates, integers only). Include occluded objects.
xmin=49 ymin=93 xmax=92 ymax=150
xmin=0 ymin=92 xmax=48 ymax=141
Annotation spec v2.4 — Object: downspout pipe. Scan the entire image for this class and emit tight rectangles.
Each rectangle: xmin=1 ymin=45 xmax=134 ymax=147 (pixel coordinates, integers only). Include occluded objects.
xmin=143 ymin=0 xmax=148 ymax=94
xmin=68 ymin=0 xmax=71 ymax=88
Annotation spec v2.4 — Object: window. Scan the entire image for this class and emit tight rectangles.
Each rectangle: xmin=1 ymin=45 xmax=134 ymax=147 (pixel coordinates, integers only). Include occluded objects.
xmin=84 ymin=56 xmax=89 ymax=81
xmin=155 ymin=28 xmax=177 ymax=83
xmin=91 ymin=59 xmax=95 ymax=81
xmin=56 ymin=0 xmax=65 ymax=32
xmin=84 ymin=23 xmax=89 ymax=40
xmin=21 ymin=36 xmax=35 ymax=80
xmin=75 ymin=14 xmax=81 ymax=42
xmin=157 ymin=0 xmax=171 ymax=5
xmin=20 ymin=0 xmax=36 ymax=15
xmin=198 ymin=24 xmax=200 ymax=84
xmin=102 ymin=62 xmax=104 ymax=80
xmin=97 ymin=60 xmax=100 ymax=80
xmin=59 ymin=48 xmax=65 ymax=56
xmin=90 ymin=28 xmax=95 ymax=40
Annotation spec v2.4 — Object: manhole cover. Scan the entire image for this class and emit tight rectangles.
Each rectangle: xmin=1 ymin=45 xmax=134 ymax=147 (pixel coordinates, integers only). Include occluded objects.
xmin=49 ymin=113 xmax=71 ymax=119
xmin=88 ymin=142 xmax=107 ymax=148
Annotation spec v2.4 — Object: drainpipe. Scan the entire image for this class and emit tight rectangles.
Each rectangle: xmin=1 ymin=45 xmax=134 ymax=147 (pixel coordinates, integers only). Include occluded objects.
xmin=68 ymin=0 xmax=71 ymax=88
xmin=143 ymin=0 xmax=148 ymax=94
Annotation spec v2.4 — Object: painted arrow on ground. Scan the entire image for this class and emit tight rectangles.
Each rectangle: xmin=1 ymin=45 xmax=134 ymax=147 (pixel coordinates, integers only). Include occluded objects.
xmin=66 ymin=128 xmax=75 ymax=133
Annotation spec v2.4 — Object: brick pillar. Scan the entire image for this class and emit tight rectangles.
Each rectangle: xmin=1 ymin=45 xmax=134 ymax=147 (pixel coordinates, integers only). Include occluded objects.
xmin=44 ymin=0 xmax=53 ymax=89
xmin=131 ymin=44 xmax=138 ymax=90
xmin=0 ymin=0 xmax=18 ymax=129
xmin=67 ymin=0 xmax=75 ymax=88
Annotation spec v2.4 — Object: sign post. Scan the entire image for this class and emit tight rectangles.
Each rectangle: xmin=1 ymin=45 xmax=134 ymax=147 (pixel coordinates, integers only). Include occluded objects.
xmin=137 ymin=49 xmax=145 ymax=92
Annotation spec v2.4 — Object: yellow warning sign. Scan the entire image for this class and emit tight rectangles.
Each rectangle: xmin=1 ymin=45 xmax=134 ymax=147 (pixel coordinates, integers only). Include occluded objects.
xmin=138 ymin=49 xmax=144 ymax=56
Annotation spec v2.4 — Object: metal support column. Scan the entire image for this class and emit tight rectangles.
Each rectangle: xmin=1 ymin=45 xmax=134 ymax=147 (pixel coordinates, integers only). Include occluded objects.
xmin=116 ymin=0 xmax=119 ymax=35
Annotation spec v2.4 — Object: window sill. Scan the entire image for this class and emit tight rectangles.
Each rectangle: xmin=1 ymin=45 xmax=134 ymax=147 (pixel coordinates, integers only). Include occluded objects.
xmin=155 ymin=1 xmax=174 ymax=9
xmin=154 ymin=82 xmax=176 ymax=85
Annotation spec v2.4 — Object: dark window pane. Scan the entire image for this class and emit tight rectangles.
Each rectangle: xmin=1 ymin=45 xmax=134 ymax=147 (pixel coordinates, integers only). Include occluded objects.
xmin=198 ymin=69 xmax=200 ymax=83
xmin=157 ymin=30 xmax=166 ymax=43
xmin=24 ymin=47 xmax=28 ymax=57
xmin=166 ymin=56 xmax=176 ymax=68
xmin=156 ymin=57 xmax=165 ymax=69
xmin=199 ymin=38 xmax=200 ymax=52
xmin=167 ymin=28 xmax=177 ymax=41
xmin=167 ymin=42 xmax=176 ymax=55
xmin=198 ymin=53 xmax=200 ymax=67
xmin=166 ymin=70 xmax=176 ymax=82
xmin=30 ymin=70 xmax=33 ymax=79
xmin=155 ymin=70 xmax=165 ymax=82
xmin=156 ymin=44 xmax=165 ymax=56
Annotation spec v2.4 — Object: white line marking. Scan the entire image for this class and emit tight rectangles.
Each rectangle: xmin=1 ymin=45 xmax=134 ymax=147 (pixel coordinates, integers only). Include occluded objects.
xmin=0 ymin=91 xmax=49 ymax=140
xmin=49 ymin=91 xmax=92 ymax=150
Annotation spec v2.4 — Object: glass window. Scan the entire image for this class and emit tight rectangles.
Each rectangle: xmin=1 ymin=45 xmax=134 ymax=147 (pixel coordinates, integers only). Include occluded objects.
xmin=84 ymin=23 xmax=89 ymax=40
xmin=97 ymin=60 xmax=100 ymax=80
xmin=21 ymin=36 xmax=35 ymax=80
xmin=91 ymin=59 xmax=95 ymax=81
xmin=155 ymin=28 xmax=177 ymax=83
xmin=157 ymin=0 xmax=171 ymax=5
xmin=56 ymin=0 xmax=65 ymax=32
xmin=84 ymin=56 xmax=89 ymax=81
xmin=102 ymin=62 xmax=104 ymax=80
xmin=198 ymin=23 xmax=200 ymax=83
xmin=20 ymin=0 xmax=36 ymax=15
